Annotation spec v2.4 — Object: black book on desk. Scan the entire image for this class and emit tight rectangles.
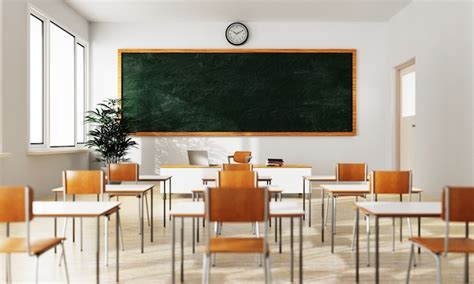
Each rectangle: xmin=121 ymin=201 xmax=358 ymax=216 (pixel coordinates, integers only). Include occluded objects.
xmin=266 ymin=158 xmax=284 ymax=166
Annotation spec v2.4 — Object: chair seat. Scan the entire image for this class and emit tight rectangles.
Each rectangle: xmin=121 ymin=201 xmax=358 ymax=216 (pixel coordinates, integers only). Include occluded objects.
xmin=209 ymin=237 xmax=268 ymax=253
xmin=192 ymin=188 xmax=205 ymax=194
xmin=268 ymin=188 xmax=282 ymax=193
xmin=0 ymin=237 xmax=65 ymax=255
xmin=410 ymin=237 xmax=474 ymax=253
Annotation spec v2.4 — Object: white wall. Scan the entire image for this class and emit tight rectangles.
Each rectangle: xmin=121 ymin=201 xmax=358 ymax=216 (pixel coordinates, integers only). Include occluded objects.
xmin=90 ymin=22 xmax=392 ymax=176
xmin=388 ymin=1 xmax=473 ymax=195
xmin=1 ymin=0 xmax=90 ymax=197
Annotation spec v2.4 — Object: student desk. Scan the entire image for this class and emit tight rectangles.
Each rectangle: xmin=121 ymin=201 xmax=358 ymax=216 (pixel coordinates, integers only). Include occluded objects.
xmin=139 ymin=175 xmax=172 ymax=227
xmin=354 ymin=202 xmax=441 ymax=284
xmin=33 ymin=201 xmax=121 ymax=284
xmin=320 ymin=183 xmax=423 ymax=253
xmin=302 ymin=175 xmax=337 ymax=228
xmin=52 ymin=184 xmax=154 ymax=253
xmin=170 ymin=201 xmax=304 ymax=284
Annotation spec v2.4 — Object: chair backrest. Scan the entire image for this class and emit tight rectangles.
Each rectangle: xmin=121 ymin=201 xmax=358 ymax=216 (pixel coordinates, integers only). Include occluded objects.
xmin=336 ymin=163 xmax=367 ymax=182
xmin=442 ymin=186 xmax=474 ymax=222
xmin=218 ymin=171 xmax=257 ymax=188
xmin=228 ymin=151 xmax=252 ymax=164
xmin=371 ymin=170 xmax=412 ymax=195
xmin=222 ymin=163 xmax=253 ymax=171
xmin=0 ymin=186 xmax=33 ymax=223
xmin=108 ymin=163 xmax=139 ymax=182
xmin=206 ymin=187 xmax=267 ymax=223
xmin=63 ymin=170 xmax=105 ymax=196
xmin=441 ymin=186 xmax=474 ymax=256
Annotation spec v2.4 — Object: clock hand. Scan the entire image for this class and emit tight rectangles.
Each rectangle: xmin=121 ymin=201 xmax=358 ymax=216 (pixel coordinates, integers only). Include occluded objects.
xmin=232 ymin=30 xmax=238 ymax=35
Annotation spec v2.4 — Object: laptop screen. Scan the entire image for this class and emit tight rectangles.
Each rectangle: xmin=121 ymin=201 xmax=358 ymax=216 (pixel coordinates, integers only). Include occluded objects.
xmin=187 ymin=150 xmax=209 ymax=166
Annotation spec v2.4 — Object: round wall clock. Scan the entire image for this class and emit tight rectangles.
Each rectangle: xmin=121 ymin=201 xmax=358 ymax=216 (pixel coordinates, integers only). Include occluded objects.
xmin=225 ymin=22 xmax=249 ymax=46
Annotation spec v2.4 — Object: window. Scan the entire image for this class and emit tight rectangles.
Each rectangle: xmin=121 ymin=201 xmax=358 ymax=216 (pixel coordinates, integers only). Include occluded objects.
xmin=29 ymin=14 xmax=44 ymax=144
xmin=28 ymin=9 xmax=88 ymax=149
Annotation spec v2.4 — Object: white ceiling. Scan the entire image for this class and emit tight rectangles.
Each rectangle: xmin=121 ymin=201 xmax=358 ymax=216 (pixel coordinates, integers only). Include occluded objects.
xmin=64 ymin=0 xmax=412 ymax=23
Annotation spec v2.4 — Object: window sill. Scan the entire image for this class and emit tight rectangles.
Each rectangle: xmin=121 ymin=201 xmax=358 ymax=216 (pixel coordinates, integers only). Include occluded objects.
xmin=0 ymin=153 xmax=12 ymax=158
xmin=27 ymin=149 xmax=89 ymax=156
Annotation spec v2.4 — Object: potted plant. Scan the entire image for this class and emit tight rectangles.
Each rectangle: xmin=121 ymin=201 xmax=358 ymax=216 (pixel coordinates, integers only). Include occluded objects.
xmin=85 ymin=98 xmax=138 ymax=167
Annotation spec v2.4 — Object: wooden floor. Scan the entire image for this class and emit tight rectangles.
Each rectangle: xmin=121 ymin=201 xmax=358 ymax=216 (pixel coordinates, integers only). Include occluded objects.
xmin=1 ymin=187 xmax=472 ymax=283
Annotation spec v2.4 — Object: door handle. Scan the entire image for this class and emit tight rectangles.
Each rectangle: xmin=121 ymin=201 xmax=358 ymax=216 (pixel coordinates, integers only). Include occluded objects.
xmin=411 ymin=124 xmax=416 ymax=128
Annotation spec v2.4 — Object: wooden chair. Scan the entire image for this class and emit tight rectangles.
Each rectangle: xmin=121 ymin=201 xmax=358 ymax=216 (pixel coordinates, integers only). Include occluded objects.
xmin=218 ymin=170 xmax=257 ymax=188
xmin=407 ymin=186 xmax=474 ymax=284
xmin=0 ymin=186 xmax=69 ymax=283
xmin=227 ymin=151 xmax=252 ymax=164
xmin=202 ymin=187 xmax=271 ymax=283
xmin=222 ymin=163 xmax=253 ymax=171
xmin=63 ymin=170 xmax=106 ymax=251
xmin=365 ymin=170 xmax=414 ymax=266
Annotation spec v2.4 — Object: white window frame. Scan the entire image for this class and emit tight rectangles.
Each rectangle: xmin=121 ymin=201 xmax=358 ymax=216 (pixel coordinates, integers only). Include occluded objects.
xmin=28 ymin=6 xmax=89 ymax=151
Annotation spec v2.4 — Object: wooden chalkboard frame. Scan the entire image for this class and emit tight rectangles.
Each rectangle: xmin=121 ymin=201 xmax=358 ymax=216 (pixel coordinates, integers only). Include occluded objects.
xmin=118 ymin=49 xmax=357 ymax=136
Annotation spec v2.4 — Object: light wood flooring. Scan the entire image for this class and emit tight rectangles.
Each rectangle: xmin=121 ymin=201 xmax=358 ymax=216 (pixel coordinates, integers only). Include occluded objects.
xmin=1 ymin=187 xmax=472 ymax=283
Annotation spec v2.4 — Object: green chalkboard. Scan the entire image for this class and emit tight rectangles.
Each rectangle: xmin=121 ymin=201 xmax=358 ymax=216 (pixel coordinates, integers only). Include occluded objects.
xmin=119 ymin=49 xmax=356 ymax=136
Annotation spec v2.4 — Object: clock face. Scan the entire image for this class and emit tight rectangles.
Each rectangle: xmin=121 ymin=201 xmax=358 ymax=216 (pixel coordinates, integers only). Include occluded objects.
xmin=225 ymin=22 xmax=249 ymax=46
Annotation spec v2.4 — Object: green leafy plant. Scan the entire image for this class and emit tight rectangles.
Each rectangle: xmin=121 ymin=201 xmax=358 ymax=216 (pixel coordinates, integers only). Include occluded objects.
xmin=85 ymin=98 xmax=138 ymax=165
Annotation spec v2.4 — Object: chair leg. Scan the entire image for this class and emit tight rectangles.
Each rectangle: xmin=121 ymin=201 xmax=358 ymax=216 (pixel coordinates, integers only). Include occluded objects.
xmin=61 ymin=242 xmax=70 ymax=284
xmin=80 ymin=217 xmax=84 ymax=252
xmin=105 ymin=216 xmax=109 ymax=267
xmin=256 ymin=222 xmax=260 ymax=238
xmin=202 ymin=253 xmax=211 ymax=284
xmin=145 ymin=193 xmax=150 ymax=227
xmin=324 ymin=194 xmax=330 ymax=227
xmin=264 ymin=253 xmax=268 ymax=283
xmin=434 ymin=254 xmax=442 ymax=284
xmin=35 ymin=256 xmax=40 ymax=284
xmin=392 ymin=217 xmax=396 ymax=252
xmin=351 ymin=211 xmax=357 ymax=251
xmin=267 ymin=254 xmax=272 ymax=284
xmin=6 ymin=253 xmax=11 ymax=283
xmin=406 ymin=218 xmax=417 ymax=266
xmin=366 ymin=215 xmax=370 ymax=267
xmin=406 ymin=243 xmax=415 ymax=284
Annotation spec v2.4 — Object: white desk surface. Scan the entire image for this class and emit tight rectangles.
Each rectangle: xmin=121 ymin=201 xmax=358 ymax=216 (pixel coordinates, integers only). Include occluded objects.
xmin=355 ymin=202 xmax=441 ymax=217
xmin=33 ymin=201 xmax=121 ymax=217
xmin=202 ymin=176 xmax=272 ymax=181
xmin=139 ymin=175 xmax=172 ymax=181
xmin=320 ymin=183 xmax=423 ymax=194
xmin=304 ymin=175 xmax=337 ymax=181
xmin=168 ymin=201 xmax=303 ymax=218
xmin=52 ymin=184 xmax=155 ymax=194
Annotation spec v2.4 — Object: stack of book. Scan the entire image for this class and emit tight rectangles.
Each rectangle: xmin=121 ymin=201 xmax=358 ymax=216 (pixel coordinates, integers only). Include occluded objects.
xmin=266 ymin=158 xmax=284 ymax=167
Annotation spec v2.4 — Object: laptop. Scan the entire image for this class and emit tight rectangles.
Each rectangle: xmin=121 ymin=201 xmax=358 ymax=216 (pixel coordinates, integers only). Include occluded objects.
xmin=187 ymin=150 xmax=217 ymax=166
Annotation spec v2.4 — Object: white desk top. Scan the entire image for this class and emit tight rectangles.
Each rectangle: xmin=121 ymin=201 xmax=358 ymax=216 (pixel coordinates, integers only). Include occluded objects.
xmin=170 ymin=202 xmax=204 ymax=217
xmin=33 ymin=201 xmax=121 ymax=217
xmin=168 ymin=201 xmax=304 ymax=218
xmin=321 ymin=183 xmax=423 ymax=194
xmin=139 ymin=175 xmax=171 ymax=181
xmin=52 ymin=184 xmax=155 ymax=194
xmin=304 ymin=175 xmax=337 ymax=181
xmin=354 ymin=202 xmax=441 ymax=217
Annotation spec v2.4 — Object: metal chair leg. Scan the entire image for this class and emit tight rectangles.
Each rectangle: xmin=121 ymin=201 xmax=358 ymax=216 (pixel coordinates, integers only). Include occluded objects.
xmin=119 ymin=217 xmax=125 ymax=251
xmin=145 ymin=193 xmax=150 ymax=227
xmin=267 ymin=254 xmax=272 ymax=284
xmin=61 ymin=242 xmax=70 ymax=284
xmin=351 ymin=211 xmax=357 ymax=251
xmin=35 ymin=256 xmax=40 ymax=284
xmin=324 ymin=194 xmax=330 ymax=227
xmin=6 ymin=253 xmax=11 ymax=283
xmin=366 ymin=215 xmax=370 ymax=267
xmin=80 ymin=218 xmax=84 ymax=252
xmin=392 ymin=217 xmax=396 ymax=251
xmin=406 ymin=243 xmax=415 ymax=284
xmin=435 ymin=254 xmax=442 ymax=284
xmin=406 ymin=218 xmax=417 ymax=266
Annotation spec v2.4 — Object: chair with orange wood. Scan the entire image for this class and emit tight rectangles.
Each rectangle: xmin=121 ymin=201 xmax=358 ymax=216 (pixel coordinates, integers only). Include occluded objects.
xmin=406 ymin=186 xmax=474 ymax=284
xmin=202 ymin=186 xmax=271 ymax=283
xmin=227 ymin=151 xmax=252 ymax=164
xmin=0 ymin=186 xmax=69 ymax=283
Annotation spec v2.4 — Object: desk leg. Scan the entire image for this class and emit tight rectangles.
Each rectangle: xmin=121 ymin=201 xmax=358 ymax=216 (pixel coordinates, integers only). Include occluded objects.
xmin=465 ymin=222 xmax=470 ymax=283
xmin=96 ymin=216 xmax=100 ymax=284
xmin=375 ymin=216 xmax=379 ymax=284
xmin=418 ymin=193 xmax=421 ymax=254
xmin=151 ymin=187 xmax=154 ymax=242
xmin=309 ymin=187 xmax=312 ymax=227
xmin=54 ymin=192 xmax=58 ymax=253
xmin=169 ymin=178 xmax=172 ymax=211
xmin=172 ymin=216 xmax=176 ymax=284
xmin=141 ymin=193 xmax=144 ymax=254
xmin=105 ymin=216 xmax=109 ymax=267
xmin=302 ymin=178 xmax=306 ymax=221
xmin=116 ymin=210 xmax=120 ymax=282
xmin=291 ymin=217 xmax=294 ymax=282
xmin=299 ymin=216 xmax=303 ymax=284
xmin=356 ymin=208 xmax=359 ymax=282
xmin=274 ymin=217 xmax=278 ymax=243
xmin=279 ymin=217 xmax=282 ymax=253
xmin=181 ymin=217 xmax=184 ymax=283
xmin=73 ymin=194 xmax=76 ymax=243
xmin=163 ymin=181 xmax=167 ymax=228
xmin=192 ymin=218 xmax=196 ymax=254
xmin=331 ymin=194 xmax=335 ymax=253
xmin=321 ymin=188 xmax=325 ymax=243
